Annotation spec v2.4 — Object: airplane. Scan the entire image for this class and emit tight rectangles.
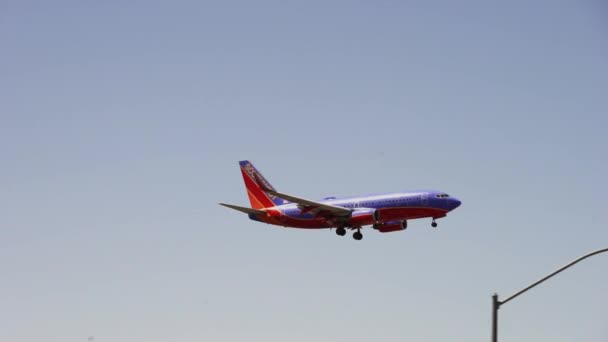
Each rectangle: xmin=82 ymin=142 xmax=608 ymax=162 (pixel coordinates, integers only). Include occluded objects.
xmin=220 ymin=160 xmax=461 ymax=240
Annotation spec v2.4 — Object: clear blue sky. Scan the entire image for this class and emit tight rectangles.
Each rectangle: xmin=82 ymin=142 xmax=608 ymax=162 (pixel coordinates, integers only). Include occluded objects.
xmin=2 ymin=1 xmax=607 ymax=341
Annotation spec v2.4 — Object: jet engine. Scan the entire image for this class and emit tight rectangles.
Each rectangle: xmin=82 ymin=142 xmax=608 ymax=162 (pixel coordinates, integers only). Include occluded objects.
xmin=373 ymin=220 xmax=407 ymax=233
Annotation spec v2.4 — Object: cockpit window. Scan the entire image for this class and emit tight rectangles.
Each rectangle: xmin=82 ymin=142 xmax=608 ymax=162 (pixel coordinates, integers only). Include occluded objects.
xmin=436 ymin=193 xmax=450 ymax=198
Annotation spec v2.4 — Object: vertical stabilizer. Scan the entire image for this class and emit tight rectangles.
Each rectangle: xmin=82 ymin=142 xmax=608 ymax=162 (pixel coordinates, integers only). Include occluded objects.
xmin=238 ymin=160 xmax=287 ymax=209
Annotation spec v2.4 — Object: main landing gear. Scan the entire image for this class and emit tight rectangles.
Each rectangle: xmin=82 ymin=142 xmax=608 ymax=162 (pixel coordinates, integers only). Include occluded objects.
xmin=431 ymin=218 xmax=438 ymax=228
xmin=335 ymin=226 xmax=363 ymax=240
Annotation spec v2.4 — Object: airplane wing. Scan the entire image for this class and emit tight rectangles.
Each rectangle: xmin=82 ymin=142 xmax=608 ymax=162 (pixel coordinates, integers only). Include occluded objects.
xmin=264 ymin=189 xmax=352 ymax=217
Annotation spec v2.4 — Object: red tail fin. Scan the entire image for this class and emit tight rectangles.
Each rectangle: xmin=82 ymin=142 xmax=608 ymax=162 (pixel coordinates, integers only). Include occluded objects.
xmin=239 ymin=160 xmax=287 ymax=209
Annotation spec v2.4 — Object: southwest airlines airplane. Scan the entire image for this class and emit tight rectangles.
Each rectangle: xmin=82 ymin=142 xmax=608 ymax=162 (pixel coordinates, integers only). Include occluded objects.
xmin=220 ymin=160 xmax=461 ymax=240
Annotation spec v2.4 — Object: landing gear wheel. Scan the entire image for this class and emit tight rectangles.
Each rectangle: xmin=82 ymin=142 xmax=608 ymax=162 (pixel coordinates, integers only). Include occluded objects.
xmin=353 ymin=230 xmax=363 ymax=241
xmin=336 ymin=227 xmax=346 ymax=236
xmin=431 ymin=219 xmax=438 ymax=228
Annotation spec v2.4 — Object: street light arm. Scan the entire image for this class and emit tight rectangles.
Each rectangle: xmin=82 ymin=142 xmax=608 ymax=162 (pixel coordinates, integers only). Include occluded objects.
xmin=500 ymin=247 xmax=608 ymax=306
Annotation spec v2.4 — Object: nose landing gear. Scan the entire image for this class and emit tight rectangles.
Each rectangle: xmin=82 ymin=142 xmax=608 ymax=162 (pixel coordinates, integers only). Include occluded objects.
xmin=431 ymin=219 xmax=438 ymax=228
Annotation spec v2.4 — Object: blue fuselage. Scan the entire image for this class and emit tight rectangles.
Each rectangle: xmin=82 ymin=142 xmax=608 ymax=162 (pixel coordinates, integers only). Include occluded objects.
xmin=278 ymin=190 xmax=461 ymax=220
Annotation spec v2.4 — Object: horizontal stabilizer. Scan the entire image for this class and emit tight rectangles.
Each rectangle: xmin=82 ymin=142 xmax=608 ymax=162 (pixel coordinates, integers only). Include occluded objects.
xmin=219 ymin=203 xmax=266 ymax=215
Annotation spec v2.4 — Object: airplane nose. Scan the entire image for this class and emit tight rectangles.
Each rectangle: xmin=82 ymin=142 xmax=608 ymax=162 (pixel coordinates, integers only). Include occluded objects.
xmin=451 ymin=198 xmax=461 ymax=210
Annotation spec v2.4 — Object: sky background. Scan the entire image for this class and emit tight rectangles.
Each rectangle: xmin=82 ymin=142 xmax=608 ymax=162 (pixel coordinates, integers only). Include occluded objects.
xmin=1 ymin=1 xmax=608 ymax=341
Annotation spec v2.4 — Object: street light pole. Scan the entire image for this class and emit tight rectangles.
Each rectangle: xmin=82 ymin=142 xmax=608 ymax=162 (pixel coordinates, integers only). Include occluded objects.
xmin=492 ymin=294 xmax=499 ymax=342
xmin=491 ymin=247 xmax=608 ymax=342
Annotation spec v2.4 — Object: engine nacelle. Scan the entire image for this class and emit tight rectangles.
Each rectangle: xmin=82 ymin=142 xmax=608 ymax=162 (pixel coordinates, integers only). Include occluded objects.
xmin=374 ymin=220 xmax=407 ymax=233
xmin=348 ymin=208 xmax=379 ymax=227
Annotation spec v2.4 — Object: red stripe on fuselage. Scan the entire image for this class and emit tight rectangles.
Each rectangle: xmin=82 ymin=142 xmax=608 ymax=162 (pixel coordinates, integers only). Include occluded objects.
xmin=253 ymin=206 xmax=449 ymax=229
xmin=377 ymin=207 xmax=447 ymax=221
xmin=257 ymin=214 xmax=331 ymax=229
